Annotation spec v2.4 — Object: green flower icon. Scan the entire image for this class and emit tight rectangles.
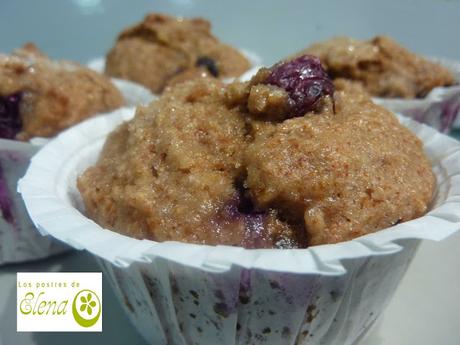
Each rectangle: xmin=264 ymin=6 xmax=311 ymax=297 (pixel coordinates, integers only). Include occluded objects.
xmin=80 ymin=292 xmax=97 ymax=316
xmin=72 ymin=289 xmax=102 ymax=328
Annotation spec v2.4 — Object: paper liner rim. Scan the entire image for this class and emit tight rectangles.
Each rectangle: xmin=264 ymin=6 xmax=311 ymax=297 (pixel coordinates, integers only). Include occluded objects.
xmin=18 ymin=107 xmax=460 ymax=274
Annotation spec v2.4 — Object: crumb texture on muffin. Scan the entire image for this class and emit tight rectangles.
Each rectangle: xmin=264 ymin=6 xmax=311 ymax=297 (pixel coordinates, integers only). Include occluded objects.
xmin=79 ymin=57 xmax=435 ymax=248
xmin=0 ymin=44 xmax=124 ymax=140
xmin=105 ymin=13 xmax=251 ymax=93
xmin=299 ymin=36 xmax=455 ymax=98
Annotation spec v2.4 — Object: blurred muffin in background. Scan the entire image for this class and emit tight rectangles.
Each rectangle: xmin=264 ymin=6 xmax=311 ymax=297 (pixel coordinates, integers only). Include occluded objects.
xmin=105 ymin=13 xmax=251 ymax=94
xmin=297 ymin=35 xmax=455 ymax=98
xmin=0 ymin=43 xmax=124 ymax=141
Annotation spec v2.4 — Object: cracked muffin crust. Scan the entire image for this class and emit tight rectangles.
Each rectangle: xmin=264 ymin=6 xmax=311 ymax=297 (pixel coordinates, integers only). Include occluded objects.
xmin=105 ymin=13 xmax=251 ymax=94
xmin=78 ymin=56 xmax=435 ymax=248
xmin=0 ymin=43 xmax=124 ymax=140
xmin=298 ymin=36 xmax=455 ymax=99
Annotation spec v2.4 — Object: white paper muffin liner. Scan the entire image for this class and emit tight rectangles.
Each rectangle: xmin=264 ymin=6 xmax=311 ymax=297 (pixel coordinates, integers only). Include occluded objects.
xmin=18 ymin=107 xmax=460 ymax=344
xmin=112 ymin=78 xmax=157 ymax=106
xmin=0 ymin=139 xmax=69 ymax=264
xmin=373 ymin=57 xmax=460 ymax=132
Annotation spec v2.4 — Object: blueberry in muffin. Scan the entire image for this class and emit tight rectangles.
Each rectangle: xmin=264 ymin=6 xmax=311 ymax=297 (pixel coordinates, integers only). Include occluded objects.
xmin=0 ymin=92 xmax=22 ymax=140
xmin=78 ymin=55 xmax=435 ymax=248
xmin=105 ymin=13 xmax=251 ymax=94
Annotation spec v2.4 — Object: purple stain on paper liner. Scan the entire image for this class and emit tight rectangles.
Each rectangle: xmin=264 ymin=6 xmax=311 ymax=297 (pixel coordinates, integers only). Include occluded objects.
xmin=0 ymin=92 xmax=22 ymax=139
xmin=212 ymin=288 xmax=236 ymax=319
xmin=264 ymin=55 xmax=335 ymax=117
xmin=214 ymin=289 xmax=225 ymax=300
xmin=401 ymin=92 xmax=460 ymax=133
xmin=440 ymin=94 xmax=460 ymax=132
xmin=0 ymin=162 xmax=15 ymax=226
xmin=238 ymin=269 xmax=252 ymax=306
xmin=240 ymin=269 xmax=251 ymax=290
xmin=269 ymin=280 xmax=281 ymax=290
xmin=169 ymin=273 xmax=179 ymax=295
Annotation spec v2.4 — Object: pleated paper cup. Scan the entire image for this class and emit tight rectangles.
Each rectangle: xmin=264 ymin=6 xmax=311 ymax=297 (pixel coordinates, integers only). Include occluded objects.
xmin=0 ymin=139 xmax=69 ymax=264
xmin=373 ymin=57 xmax=460 ymax=133
xmin=19 ymin=107 xmax=460 ymax=344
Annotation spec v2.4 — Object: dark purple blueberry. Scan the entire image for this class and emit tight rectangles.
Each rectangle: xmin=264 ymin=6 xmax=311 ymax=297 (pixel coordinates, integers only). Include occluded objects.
xmin=195 ymin=56 xmax=219 ymax=77
xmin=264 ymin=55 xmax=334 ymax=117
xmin=0 ymin=162 xmax=15 ymax=225
xmin=0 ymin=92 xmax=23 ymax=139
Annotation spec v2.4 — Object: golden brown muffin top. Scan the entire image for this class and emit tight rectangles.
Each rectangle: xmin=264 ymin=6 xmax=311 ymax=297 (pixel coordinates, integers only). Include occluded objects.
xmin=79 ymin=56 xmax=435 ymax=248
xmin=0 ymin=44 xmax=123 ymax=140
xmin=105 ymin=13 xmax=251 ymax=93
xmin=300 ymin=35 xmax=456 ymax=98
xmin=118 ymin=13 xmax=215 ymax=53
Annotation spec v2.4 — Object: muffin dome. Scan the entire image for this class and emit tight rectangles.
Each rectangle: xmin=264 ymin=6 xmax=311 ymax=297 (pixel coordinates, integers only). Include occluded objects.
xmin=78 ymin=57 xmax=435 ymax=248
xmin=299 ymin=36 xmax=455 ymax=98
xmin=105 ymin=13 xmax=251 ymax=94
xmin=0 ymin=43 xmax=123 ymax=140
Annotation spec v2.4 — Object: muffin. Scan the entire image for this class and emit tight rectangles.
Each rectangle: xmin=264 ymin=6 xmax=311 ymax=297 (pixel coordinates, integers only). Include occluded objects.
xmin=20 ymin=66 xmax=460 ymax=344
xmin=297 ymin=36 xmax=456 ymax=99
xmin=0 ymin=43 xmax=124 ymax=141
xmin=105 ymin=13 xmax=251 ymax=94
xmin=78 ymin=55 xmax=435 ymax=248
xmin=0 ymin=43 xmax=124 ymax=264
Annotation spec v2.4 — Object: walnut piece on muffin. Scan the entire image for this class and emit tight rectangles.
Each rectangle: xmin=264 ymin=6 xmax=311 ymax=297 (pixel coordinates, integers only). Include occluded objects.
xmin=297 ymin=35 xmax=455 ymax=99
xmin=105 ymin=13 xmax=251 ymax=94
xmin=0 ymin=43 xmax=124 ymax=140
xmin=79 ymin=55 xmax=435 ymax=248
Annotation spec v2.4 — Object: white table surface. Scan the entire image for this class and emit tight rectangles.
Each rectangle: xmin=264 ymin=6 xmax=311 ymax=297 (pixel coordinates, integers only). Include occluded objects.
xmin=1 ymin=230 xmax=459 ymax=345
